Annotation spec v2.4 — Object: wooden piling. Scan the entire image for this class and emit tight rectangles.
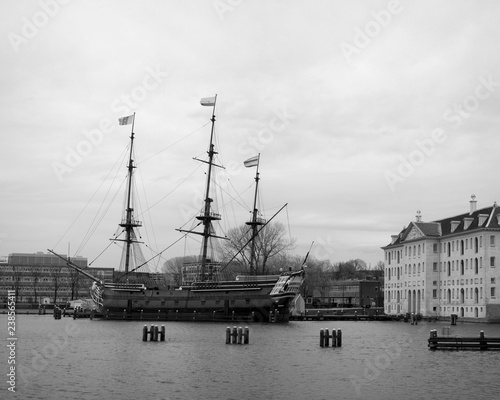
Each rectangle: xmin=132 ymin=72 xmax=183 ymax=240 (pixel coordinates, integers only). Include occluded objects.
xmin=232 ymin=326 xmax=237 ymax=344
xmin=142 ymin=325 xmax=148 ymax=341
xmin=331 ymin=329 xmax=337 ymax=347
xmin=320 ymin=329 xmax=325 ymax=347
xmin=244 ymin=326 xmax=249 ymax=344
xmin=237 ymin=327 xmax=243 ymax=344
xmin=337 ymin=329 xmax=342 ymax=347
xmin=160 ymin=325 xmax=165 ymax=341
xmin=324 ymin=328 xmax=330 ymax=347
xmin=226 ymin=327 xmax=231 ymax=344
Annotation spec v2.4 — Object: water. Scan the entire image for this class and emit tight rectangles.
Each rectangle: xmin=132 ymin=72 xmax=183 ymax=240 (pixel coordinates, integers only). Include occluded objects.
xmin=2 ymin=315 xmax=500 ymax=400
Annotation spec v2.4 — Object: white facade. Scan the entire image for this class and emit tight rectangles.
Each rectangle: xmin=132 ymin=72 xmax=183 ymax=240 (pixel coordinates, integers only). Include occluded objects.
xmin=382 ymin=200 xmax=500 ymax=322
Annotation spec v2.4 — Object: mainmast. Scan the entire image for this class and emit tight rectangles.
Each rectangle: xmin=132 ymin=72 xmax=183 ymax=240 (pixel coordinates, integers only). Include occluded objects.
xmin=117 ymin=113 xmax=142 ymax=275
xmin=199 ymin=96 xmax=219 ymax=280
xmin=244 ymin=154 xmax=265 ymax=275
xmin=177 ymin=96 xmax=226 ymax=282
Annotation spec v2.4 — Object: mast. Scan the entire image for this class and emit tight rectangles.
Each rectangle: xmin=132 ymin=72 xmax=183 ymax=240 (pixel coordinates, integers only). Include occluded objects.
xmin=245 ymin=154 xmax=264 ymax=275
xmin=177 ymin=96 xmax=226 ymax=282
xmin=199 ymin=96 xmax=218 ymax=280
xmin=117 ymin=113 xmax=142 ymax=275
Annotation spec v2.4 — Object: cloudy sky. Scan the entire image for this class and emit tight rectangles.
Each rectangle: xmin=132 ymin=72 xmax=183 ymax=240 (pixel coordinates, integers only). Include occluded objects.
xmin=1 ymin=0 xmax=500 ymax=271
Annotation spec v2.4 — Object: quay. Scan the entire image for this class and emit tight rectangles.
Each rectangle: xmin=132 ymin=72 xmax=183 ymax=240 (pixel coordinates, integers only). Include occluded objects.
xmin=290 ymin=307 xmax=391 ymax=321
xmin=428 ymin=329 xmax=500 ymax=350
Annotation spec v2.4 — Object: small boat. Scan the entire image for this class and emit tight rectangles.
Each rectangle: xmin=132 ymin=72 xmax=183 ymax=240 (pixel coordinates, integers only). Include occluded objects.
xmin=50 ymin=96 xmax=304 ymax=322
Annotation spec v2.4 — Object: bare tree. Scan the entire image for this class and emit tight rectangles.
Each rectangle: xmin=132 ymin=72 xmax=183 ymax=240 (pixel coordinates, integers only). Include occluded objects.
xmin=32 ymin=266 xmax=41 ymax=305
xmin=51 ymin=265 xmax=63 ymax=304
xmin=221 ymin=222 xmax=295 ymax=275
xmin=11 ymin=265 xmax=23 ymax=302
xmin=67 ymin=267 xmax=81 ymax=300
xmin=162 ymin=255 xmax=199 ymax=286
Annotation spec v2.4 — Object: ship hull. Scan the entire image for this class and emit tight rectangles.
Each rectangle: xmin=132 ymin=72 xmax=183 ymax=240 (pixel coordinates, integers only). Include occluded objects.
xmin=95 ymin=283 xmax=293 ymax=322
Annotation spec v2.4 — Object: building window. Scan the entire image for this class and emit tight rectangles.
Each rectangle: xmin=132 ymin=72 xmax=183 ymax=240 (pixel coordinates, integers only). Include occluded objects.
xmin=433 ymin=289 xmax=437 ymax=299
xmin=475 ymin=237 xmax=479 ymax=253
xmin=433 ymin=243 xmax=438 ymax=253
xmin=492 ymin=278 xmax=496 ymax=284
xmin=491 ymin=287 xmax=496 ymax=299
xmin=491 ymin=257 xmax=496 ymax=267
xmin=433 ymin=262 xmax=438 ymax=272
xmin=491 ymin=236 xmax=496 ymax=247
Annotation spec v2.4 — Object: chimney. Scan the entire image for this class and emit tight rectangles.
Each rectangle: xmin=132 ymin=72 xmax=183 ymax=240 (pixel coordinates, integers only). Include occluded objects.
xmin=470 ymin=194 xmax=477 ymax=214
xmin=416 ymin=210 xmax=422 ymax=222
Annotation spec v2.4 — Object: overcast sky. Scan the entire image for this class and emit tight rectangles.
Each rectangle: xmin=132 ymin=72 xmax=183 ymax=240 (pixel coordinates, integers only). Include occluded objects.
xmin=1 ymin=0 xmax=500 ymax=271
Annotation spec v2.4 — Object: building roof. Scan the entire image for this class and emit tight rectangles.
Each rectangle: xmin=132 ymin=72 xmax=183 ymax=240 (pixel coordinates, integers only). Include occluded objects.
xmin=383 ymin=203 xmax=500 ymax=248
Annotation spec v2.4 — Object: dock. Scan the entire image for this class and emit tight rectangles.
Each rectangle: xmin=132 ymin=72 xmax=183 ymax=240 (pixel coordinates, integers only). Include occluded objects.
xmin=290 ymin=307 xmax=391 ymax=321
xmin=428 ymin=329 xmax=500 ymax=350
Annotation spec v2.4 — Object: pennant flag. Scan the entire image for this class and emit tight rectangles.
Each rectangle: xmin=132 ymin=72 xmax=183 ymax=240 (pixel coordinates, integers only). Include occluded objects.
xmin=244 ymin=155 xmax=259 ymax=168
xmin=200 ymin=96 xmax=216 ymax=107
xmin=118 ymin=114 xmax=134 ymax=125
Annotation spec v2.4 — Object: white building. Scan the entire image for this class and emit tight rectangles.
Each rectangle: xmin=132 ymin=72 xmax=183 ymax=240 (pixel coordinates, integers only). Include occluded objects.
xmin=382 ymin=197 xmax=500 ymax=322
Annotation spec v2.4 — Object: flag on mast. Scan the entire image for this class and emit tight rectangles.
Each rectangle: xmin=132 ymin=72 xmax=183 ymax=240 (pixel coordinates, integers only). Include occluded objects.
xmin=244 ymin=155 xmax=259 ymax=168
xmin=118 ymin=114 xmax=135 ymax=125
xmin=200 ymin=96 xmax=216 ymax=106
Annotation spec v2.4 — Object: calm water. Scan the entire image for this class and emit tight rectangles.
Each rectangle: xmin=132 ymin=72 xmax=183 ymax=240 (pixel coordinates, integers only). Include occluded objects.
xmin=1 ymin=315 xmax=500 ymax=400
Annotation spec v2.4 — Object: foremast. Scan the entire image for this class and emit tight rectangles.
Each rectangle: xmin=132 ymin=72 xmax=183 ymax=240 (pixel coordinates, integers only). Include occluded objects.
xmin=116 ymin=113 xmax=142 ymax=276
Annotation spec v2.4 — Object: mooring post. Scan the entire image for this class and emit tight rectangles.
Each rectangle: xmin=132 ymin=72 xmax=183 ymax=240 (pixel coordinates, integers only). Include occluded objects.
xmin=324 ymin=328 xmax=330 ymax=347
xmin=149 ymin=324 xmax=155 ymax=341
xmin=479 ymin=330 xmax=487 ymax=350
xmin=320 ymin=329 xmax=325 ymax=347
xmin=337 ymin=329 xmax=342 ymax=347
xmin=244 ymin=326 xmax=249 ymax=344
xmin=226 ymin=327 xmax=231 ymax=344
xmin=429 ymin=329 xmax=437 ymax=350
xmin=237 ymin=327 xmax=243 ymax=344
xmin=331 ymin=329 xmax=337 ymax=347
xmin=142 ymin=325 xmax=148 ymax=341
xmin=232 ymin=326 xmax=238 ymax=344
xmin=160 ymin=325 xmax=165 ymax=341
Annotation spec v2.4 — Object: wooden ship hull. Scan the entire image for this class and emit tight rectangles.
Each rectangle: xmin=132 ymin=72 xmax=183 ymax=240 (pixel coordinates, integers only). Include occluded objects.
xmin=91 ymin=271 xmax=304 ymax=322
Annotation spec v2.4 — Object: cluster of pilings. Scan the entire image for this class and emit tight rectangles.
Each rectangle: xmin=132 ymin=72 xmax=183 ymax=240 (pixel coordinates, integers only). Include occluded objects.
xmin=142 ymin=325 xmax=166 ymax=342
xmin=225 ymin=326 xmax=250 ymax=344
xmin=319 ymin=328 xmax=342 ymax=347
xmin=53 ymin=307 xmax=62 ymax=320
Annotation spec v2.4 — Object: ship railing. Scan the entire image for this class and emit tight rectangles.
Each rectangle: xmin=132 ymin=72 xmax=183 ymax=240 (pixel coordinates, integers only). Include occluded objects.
xmin=104 ymin=282 xmax=147 ymax=290
xmin=246 ymin=217 xmax=266 ymax=225
xmin=196 ymin=212 xmax=221 ymax=221
xmin=119 ymin=218 xmax=142 ymax=227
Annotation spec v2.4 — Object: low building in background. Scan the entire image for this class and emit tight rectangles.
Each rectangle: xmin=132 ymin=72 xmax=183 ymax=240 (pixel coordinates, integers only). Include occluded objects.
xmin=0 ymin=252 xmax=114 ymax=307
xmin=306 ymin=278 xmax=383 ymax=308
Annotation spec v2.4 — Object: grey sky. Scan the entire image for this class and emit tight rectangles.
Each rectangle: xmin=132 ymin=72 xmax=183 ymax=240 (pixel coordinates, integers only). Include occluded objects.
xmin=1 ymin=0 xmax=500 ymax=270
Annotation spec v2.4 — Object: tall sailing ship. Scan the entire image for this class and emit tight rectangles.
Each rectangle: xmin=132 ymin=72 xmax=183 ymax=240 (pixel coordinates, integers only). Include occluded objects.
xmin=50 ymin=96 xmax=304 ymax=322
